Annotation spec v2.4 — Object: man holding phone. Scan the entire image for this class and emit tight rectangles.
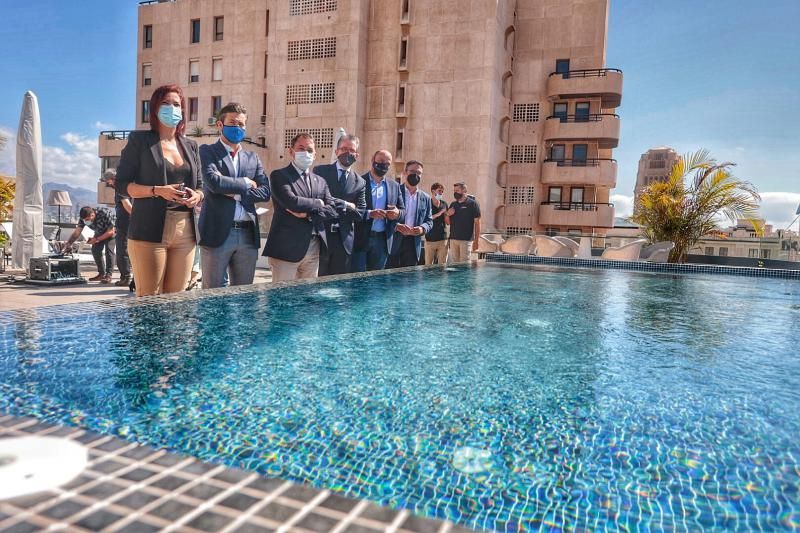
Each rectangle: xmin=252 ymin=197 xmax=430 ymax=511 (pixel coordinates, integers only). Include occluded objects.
xmin=351 ymin=149 xmax=404 ymax=272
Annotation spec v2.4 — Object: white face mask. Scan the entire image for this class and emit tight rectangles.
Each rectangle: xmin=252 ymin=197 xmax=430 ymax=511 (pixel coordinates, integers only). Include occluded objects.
xmin=435 ymin=194 xmax=443 ymax=201
xmin=83 ymin=218 xmax=93 ymax=226
xmin=293 ymin=150 xmax=315 ymax=171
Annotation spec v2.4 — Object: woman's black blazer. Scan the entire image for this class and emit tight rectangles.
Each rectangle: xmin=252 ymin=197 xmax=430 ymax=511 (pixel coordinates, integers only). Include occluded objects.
xmin=115 ymin=130 xmax=202 ymax=243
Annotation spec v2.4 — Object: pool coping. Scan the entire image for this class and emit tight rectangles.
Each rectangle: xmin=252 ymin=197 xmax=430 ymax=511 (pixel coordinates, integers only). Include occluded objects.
xmin=485 ymin=253 xmax=800 ymax=279
xmin=0 ymin=414 xmax=471 ymax=533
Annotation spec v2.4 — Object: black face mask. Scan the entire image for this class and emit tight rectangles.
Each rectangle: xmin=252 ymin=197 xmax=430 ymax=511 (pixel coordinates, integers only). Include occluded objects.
xmin=453 ymin=192 xmax=464 ymax=200
xmin=338 ymin=152 xmax=357 ymax=168
xmin=372 ymin=162 xmax=390 ymax=177
xmin=406 ymin=173 xmax=421 ymax=186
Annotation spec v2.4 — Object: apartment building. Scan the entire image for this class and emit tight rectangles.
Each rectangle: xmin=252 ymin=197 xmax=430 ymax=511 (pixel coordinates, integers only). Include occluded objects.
xmin=99 ymin=0 xmax=623 ymax=235
xmin=632 ymin=147 xmax=680 ymax=213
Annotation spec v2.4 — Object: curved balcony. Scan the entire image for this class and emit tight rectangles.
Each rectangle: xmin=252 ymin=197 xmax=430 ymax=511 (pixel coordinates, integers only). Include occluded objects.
xmin=538 ymin=202 xmax=614 ymax=228
xmin=543 ymin=114 xmax=620 ymax=149
xmin=541 ymin=159 xmax=617 ymax=187
xmin=547 ymin=68 xmax=623 ymax=108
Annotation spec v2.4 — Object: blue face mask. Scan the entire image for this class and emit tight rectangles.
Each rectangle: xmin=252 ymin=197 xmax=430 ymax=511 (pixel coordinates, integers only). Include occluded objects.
xmin=222 ymin=125 xmax=246 ymax=144
xmin=157 ymin=104 xmax=182 ymax=127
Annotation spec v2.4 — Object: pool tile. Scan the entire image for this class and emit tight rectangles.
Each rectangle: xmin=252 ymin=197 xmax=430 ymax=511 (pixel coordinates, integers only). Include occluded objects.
xmin=256 ymin=502 xmax=300 ymax=522
xmin=217 ymin=492 xmax=262 ymax=512
xmin=116 ymin=520 xmax=163 ymax=533
xmin=3 ymin=491 xmax=57 ymax=509
xmin=80 ymin=480 xmax=128 ymax=500
xmin=118 ymin=467 xmax=160 ymax=483
xmin=150 ymin=474 xmax=191 ymax=492
xmin=185 ymin=510 xmax=234 ymax=531
xmin=114 ymin=490 xmax=161 ymax=509
xmin=182 ymin=482 xmax=226 ymax=501
xmin=360 ymin=502 xmax=400 ymax=522
xmin=39 ymin=499 xmax=86 ymax=520
xmin=74 ymin=508 xmax=125 ymax=530
xmin=90 ymin=459 xmax=129 ymax=475
xmin=148 ymin=499 xmax=197 ymax=521
xmin=2 ymin=521 xmax=42 ymax=533
xmin=235 ymin=522 xmax=277 ymax=533
xmin=296 ymin=511 xmax=342 ymax=531
xmin=319 ymin=493 xmax=360 ymax=513
xmin=245 ymin=476 xmax=286 ymax=494
xmin=213 ymin=467 xmax=252 ymax=485
xmin=400 ymin=514 xmax=445 ymax=533
xmin=280 ymin=484 xmax=321 ymax=503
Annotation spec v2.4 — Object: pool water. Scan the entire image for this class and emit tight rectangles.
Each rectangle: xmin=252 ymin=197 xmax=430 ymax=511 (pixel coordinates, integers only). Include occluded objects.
xmin=1 ymin=265 xmax=799 ymax=531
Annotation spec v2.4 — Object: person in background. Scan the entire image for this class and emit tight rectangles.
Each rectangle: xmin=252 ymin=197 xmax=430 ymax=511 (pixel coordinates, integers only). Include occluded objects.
xmin=262 ymin=133 xmax=339 ymax=282
xmin=199 ymin=102 xmax=271 ymax=289
xmin=314 ymin=134 xmax=366 ymax=276
xmin=351 ymin=150 xmax=404 ymax=272
xmin=391 ymin=160 xmax=432 ymax=267
xmin=447 ymin=182 xmax=481 ymax=262
xmin=62 ymin=206 xmax=116 ymax=283
xmin=102 ymin=168 xmax=133 ymax=286
xmin=115 ymin=84 xmax=204 ymax=296
xmin=425 ymin=181 xmax=449 ymax=265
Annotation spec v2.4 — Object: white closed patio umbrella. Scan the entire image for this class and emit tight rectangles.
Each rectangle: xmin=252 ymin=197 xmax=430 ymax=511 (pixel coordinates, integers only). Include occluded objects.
xmin=11 ymin=91 xmax=46 ymax=271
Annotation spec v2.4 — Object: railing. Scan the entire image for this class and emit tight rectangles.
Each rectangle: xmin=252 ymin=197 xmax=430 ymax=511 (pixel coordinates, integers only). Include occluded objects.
xmin=540 ymin=202 xmax=614 ymax=212
xmin=139 ymin=0 xmax=175 ymax=5
xmin=543 ymin=158 xmax=616 ymax=167
xmin=547 ymin=114 xmax=619 ymax=123
xmin=100 ymin=130 xmax=132 ymax=140
xmin=548 ymin=68 xmax=622 ymax=78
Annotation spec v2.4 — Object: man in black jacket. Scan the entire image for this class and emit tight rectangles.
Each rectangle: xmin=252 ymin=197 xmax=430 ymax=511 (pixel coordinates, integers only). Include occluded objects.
xmin=262 ymin=133 xmax=341 ymax=282
xmin=314 ymin=133 xmax=366 ymax=275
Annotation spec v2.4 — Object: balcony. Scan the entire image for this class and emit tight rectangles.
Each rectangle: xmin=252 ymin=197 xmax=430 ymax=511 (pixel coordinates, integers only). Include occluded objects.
xmin=538 ymin=202 xmax=615 ymax=228
xmin=541 ymin=159 xmax=617 ymax=187
xmin=547 ymin=69 xmax=623 ymax=108
xmin=543 ymin=114 xmax=620 ymax=149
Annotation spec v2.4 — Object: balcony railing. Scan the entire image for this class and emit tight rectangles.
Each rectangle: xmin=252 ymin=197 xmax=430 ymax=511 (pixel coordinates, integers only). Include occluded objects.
xmin=543 ymin=158 xmax=616 ymax=167
xmin=540 ymin=202 xmax=614 ymax=211
xmin=100 ymin=130 xmax=131 ymax=140
xmin=548 ymin=113 xmax=619 ymax=123
xmin=548 ymin=68 xmax=622 ymax=79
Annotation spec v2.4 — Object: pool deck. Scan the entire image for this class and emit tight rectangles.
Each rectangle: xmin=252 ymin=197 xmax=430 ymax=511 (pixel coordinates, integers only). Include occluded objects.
xmin=0 ymin=415 xmax=470 ymax=533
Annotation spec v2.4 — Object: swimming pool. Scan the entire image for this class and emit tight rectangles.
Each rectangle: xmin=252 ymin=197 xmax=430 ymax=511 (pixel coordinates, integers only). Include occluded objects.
xmin=1 ymin=264 xmax=799 ymax=531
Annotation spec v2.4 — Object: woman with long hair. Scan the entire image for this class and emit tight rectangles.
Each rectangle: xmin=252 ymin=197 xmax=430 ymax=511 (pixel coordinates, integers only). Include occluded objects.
xmin=116 ymin=84 xmax=204 ymax=296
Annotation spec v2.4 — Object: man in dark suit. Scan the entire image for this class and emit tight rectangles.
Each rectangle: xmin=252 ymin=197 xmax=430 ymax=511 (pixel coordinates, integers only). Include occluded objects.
xmin=314 ymin=134 xmax=366 ymax=276
xmin=262 ymin=133 xmax=341 ymax=282
xmin=351 ymin=149 xmax=405 ymax=272
xmin=391 ymin=160 xmax=433 ymax=267
xmin=199 ymin=103 xmax=271 ymax=289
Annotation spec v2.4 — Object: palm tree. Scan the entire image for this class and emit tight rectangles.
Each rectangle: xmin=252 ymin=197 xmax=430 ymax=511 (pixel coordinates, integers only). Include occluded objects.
xmin=631 ymin=149 xmax=762 ymax=263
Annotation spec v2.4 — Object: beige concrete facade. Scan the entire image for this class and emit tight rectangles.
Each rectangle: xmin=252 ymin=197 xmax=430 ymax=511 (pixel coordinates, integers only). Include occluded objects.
xmin=633 ymin=146 xmax=680 ymax=213
xmin=99 ymin=0 xmax=623 ymax=235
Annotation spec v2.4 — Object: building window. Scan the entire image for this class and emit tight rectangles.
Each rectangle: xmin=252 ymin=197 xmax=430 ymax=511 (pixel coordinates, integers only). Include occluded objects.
xmin=506 ymin=226 xmax=532 ymax=236
xmin=555 ymin=58 xmax=570 ymax=75
xmin=188 ymin=97 xmax=198 ymax=122
xmin=287 ymin=37 xmax=337 ymax=61
xmin=401 ymin=0 xmax=410 ymax=22
xmin=397 ymin=83 xmax=407 ymax=114
xmin=285 ymin=83 xmax=336 ymax=105
xmin=550 ymin=144 xmax=565 ymax=161
xmin=509 ymin=145 xmax=537 ymax=164
xmin=512 ymin=103 xmax=539 ymax=122
xmin=212 ymin=57 xmax=223 ymax=81
xmin=506 ymin=186 xmax=535 ymax=205
xmin=705 ymin=247 xmax=714 ymax=256
xmin=573 ymin=144 xmax=588 ymax=163
xmin=265 ymin=9 xmax=270 ymax=36
xmin=396 ymin=129 xmax=405 ymax=156
xmin=190 ymin=19 xmax=201 ymax=44
xmin=212 ymin=96 xmax=222 ymax=117
xmin=258 ymin=136 xmax=266 ymax=147
xmin=761 ymin=249 xmax=771 ymax=259
xmin=570 ymin=187 xmax=584 ymax=204
xmin=143 ymin=25 xmax=153 ymax=49
xmin=399 ymin=37 xmax=409 ymax=69
xmin=289 ymin=0 xmax=338 ymax=16
xmin=545 ymin=227 xmax=558 ymax=237
xmin=262 ymin=93 xmax=267 ymax=118
xmin=141 ymin=64 xmax=152 ymax=86
xmin=141 ymin=100 xmax=150 ymax=124
xmin=264 ymin=53 xmax=269 ymax=78
xmin=214 ymin=16 xmax=224 ymax=41
xmin=548 ymin=187 xmax=562 ymax=203
xmin=748 ymin=249 xmax=759 ymax=258
xmin=284 ymin=128 xmax=334 ymax=149
xmin=575 ymin=102 xmax=590 ymax=122
xmin=189 ymin=60 xmax=199 ymax=83
xmin=719 ymin=247 xmax=728 ymax=257
xmin=553 ymin=102 xmax=568 ymax=122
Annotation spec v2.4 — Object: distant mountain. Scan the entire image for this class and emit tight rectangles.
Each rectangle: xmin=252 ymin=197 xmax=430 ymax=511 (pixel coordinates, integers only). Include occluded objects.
xmin=43 ymin=182 xmax=98 ymax=223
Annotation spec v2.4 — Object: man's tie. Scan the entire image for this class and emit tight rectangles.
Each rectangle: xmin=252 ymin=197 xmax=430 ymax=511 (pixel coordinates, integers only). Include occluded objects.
xmin=339 ymin=168 xmax=347 ymax=188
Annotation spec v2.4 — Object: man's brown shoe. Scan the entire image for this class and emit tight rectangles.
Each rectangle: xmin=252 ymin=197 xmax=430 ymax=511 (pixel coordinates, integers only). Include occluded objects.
xmin=115 ymin=277 xmax=131 ymax=287
xmin=100 ymin=275 xmax=112 ymax=284
xmin=88 ymin=274 xmax=105 ymax=282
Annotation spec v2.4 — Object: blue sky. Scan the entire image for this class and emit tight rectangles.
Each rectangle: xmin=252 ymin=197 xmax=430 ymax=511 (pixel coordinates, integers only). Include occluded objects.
xmin=1 ymin=0 xmax=799 ymax=225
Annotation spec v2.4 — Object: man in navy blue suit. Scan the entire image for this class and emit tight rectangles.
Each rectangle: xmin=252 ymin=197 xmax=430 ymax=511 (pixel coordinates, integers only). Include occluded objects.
xmin=199 ymin=103 xmax=271 ymax=289
xmin=391 ymin=160 xmax=433 ymax=268
xmin=313 ymin=134 xmax=366 ymax=276
xmin=351 ymin=149 xmax=405 ymax=272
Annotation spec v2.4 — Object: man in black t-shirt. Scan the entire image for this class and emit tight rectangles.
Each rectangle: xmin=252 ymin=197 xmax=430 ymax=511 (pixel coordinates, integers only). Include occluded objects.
xmin=104 ymin=169 xmax=133 ymax=286
xmin=425 ymin=181 xmax=449 ymax=265
xmin=447 ymin=182 xmax=481 ymax=262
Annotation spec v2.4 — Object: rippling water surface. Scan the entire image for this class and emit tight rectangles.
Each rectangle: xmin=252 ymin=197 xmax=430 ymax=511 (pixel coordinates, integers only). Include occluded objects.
xmin=1 ymin=265 xmax=799 ymax=531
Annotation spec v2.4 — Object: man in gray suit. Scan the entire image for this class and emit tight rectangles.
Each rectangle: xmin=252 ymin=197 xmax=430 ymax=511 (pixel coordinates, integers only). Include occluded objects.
xmin=199 ymin=103 xmax=271 ymax=289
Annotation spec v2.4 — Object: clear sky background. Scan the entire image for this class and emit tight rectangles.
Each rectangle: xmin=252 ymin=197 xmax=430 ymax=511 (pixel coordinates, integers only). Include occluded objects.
xmin=1 ymin=0 xmax=798 ymax=227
